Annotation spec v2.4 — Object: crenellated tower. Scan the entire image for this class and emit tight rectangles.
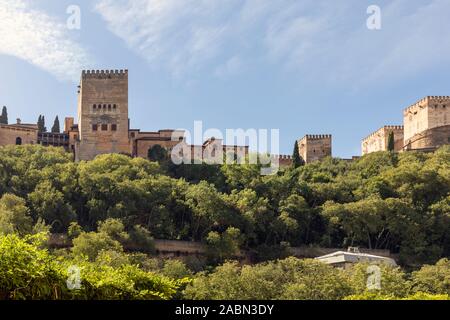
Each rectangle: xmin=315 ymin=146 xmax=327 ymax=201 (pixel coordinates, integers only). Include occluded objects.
xmin=297 ymin=134 xmax=332 ymax=164
xmin=76 ymin=70 xmax=131 ymax=160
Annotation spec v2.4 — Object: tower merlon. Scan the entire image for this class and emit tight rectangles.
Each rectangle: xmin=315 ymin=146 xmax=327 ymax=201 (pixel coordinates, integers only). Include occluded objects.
xmin=81 ymin=69 xmax=128 ymax=80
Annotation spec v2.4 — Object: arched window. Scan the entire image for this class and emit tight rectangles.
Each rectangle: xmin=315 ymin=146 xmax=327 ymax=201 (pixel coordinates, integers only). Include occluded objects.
xmin=16 ymin=137 xmax=22 ymax=145
xmin=113 ymin=104 xmax=117 ymax=109
xmin=108 ymin=104 xmax=112 ymax=110
xmin=93 ymin=104 xmax=97 ymax=110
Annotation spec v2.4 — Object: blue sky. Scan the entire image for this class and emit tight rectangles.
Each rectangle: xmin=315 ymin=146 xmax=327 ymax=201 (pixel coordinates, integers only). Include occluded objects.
xmin=1 ymin=0 xmax=450 ymax=157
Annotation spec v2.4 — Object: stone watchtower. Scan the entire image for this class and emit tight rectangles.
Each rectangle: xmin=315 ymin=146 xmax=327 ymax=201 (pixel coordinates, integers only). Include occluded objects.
xmin=403 ymin=96 xmax=450 ymax=150
xmin=76 ymin=70 xmax=131 ymax=160
xmin=298 ymin=134 xmax=332 ymax=164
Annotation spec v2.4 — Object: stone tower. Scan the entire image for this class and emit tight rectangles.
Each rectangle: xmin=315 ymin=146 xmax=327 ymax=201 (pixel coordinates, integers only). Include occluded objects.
xmin=403 ymin=96 xmax=450 ymax=150
xmin=361 ymin=125 xmax=404 ymax=155
xmin=298 ymin=134 xmax=332 ymax=164
xmin=76 ymin=70 xmax=131 ymax=161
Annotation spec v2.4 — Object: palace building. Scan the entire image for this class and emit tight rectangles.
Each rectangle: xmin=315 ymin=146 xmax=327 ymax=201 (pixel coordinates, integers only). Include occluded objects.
xmin=0 ymin=70 xmax=250 ymax=163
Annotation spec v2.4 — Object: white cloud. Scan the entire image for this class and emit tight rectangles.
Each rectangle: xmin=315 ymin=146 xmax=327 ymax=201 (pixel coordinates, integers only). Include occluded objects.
xmin=94 ymin=0 xmax=450 ymax=85
xmin=0 ymin=0 xmax=93 ymax=82
xmin=215 ymin=56 xmax=243 ymax=78
xmin=95 ymin=0 xmax=242 ymax=78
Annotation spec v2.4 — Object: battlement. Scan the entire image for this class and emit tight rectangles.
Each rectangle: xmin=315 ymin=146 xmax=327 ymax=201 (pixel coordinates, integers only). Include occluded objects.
xmin=384 ymin=125 xmax=404 ymax=130
xmin=362 ymin=125 xmax=404 ymax=142
xmin=300 ymin=134 xmax=332 ymax=141
xmin=270 ymin=154 xmax=292 ymax=160
xmin=81 ymin=69 xmax=128 ymax=80
xmin=404 ymin=96 xmax=450 ymax=114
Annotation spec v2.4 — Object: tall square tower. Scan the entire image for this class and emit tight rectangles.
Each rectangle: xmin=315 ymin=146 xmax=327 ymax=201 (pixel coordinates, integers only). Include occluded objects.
xmin=298 ymin=135 xmax=332 ymax=164
xmin=76 ymin=70 xmax=131 ymax=160
xmin=403 ymin=96 xmax=450 ymax=144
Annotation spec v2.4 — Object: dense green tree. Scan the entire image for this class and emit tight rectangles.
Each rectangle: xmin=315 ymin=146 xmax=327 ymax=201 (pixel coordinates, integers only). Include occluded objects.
xmin=0 ymin=233 xmax=181 ymax=300
xmin=51 ymin=116 xmax=60 ymax=133
xmin=0 ymin=194 xmax=32 ymax=236
xmin=71 ymin=231 xmax=124 ymax=261
xmin=148 ymin=144 xmax=168 ymax=162
xmin=206 ymin=227 xmax=242 ymax=263
xmin=28 ymin=181 xmax=76 ymax=232
xmin=184 ymin=258 xmax=353 ymax=300
xmin=387 ymin=131 xmax=395 ymax=152
xmin=37 ymin=115 xmax=47 ymax=132
xmin=412 ymin=259 xmax=450 ymax=295
xmin=292 ymin=140 xmax=304 ymax=168
xmin=0 ymin=106 xmax=8 ymax=124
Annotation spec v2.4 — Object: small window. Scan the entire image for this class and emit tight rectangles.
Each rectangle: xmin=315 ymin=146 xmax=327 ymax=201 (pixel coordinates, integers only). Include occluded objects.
xmin=16 ymin=137 xmax=22 ymax=145
xmin=113 ymin=104 xmax=117 ymax=109
xmin=93 ymin=104 xmax=97 ymax=109
xmin=108 ymin=104 xmax=112 ymax=110
xmin=101 ymin=124 xmax=108 ymax=131
xmin=111 ymin=124 xmax=117 ymax=131
xmin=103 ymin=104 xmax=107 ymax=109
xmin=92 ymin=124 xmax=98 ymax=131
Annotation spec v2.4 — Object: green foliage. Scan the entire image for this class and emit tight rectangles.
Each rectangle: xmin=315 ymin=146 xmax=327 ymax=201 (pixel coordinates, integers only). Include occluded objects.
xmin=387 ymin=131 xmax=395 ymax=152
xmin=37 ymin=115 xmax=46 ymax=132
xmin=51 ymin=116 xmax=60 ymax=133
xmin=0 ymin=144 xmax=449 ymax=272
xmin=206 ymin=227 xmax=242 ymax=263
xmin=72 ymin=231 xmax=124 ymax=261
xmin=0 ymin=233 xmax=180 ymax=300
xmin=292 ymin=140 xmax=304 ymax=168
xmin=98 ymin=218 xmax=129 ymax=243
xmin=411 ymin=259 xmax=450 ymax=295
xmin=0 ymin=194 xmax=32 ymax=236
xmin=68 ymin=222 xmax=83 ymax=240
xmin=128 ymin=224 xmax=155 ymax=253
xmin=161 ymin=260 xmax=193 ymax=279
xmin=148 ymin=144 xmax=168 ymax=162
xmin=0 ymin=106 xmax=8 ymax=124
xmin=184 ymin=258 xmax=353 ymax=300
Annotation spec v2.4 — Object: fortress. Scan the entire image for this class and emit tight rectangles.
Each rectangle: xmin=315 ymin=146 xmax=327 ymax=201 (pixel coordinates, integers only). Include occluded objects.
xmin=362 ymin=96 xmax=450 ymax=155
xmin=1 ymin=70 xmax=449 ymax=164
xmin=0 ymin=70 xmax=251 ymax=163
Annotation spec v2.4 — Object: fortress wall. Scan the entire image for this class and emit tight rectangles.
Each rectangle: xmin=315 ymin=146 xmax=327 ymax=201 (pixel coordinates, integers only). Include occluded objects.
xmin=405 ymin=125 xmax=450 ymax=151
xmin=361 ymin=126 xmax=404 ymax=155
xmin=0 ymin=125 xmax=38 ymax=146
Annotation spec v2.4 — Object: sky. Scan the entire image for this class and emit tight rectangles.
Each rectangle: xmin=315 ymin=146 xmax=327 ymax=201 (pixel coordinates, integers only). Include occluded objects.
xmin=1 ymin=0 xmax=450 ymax=158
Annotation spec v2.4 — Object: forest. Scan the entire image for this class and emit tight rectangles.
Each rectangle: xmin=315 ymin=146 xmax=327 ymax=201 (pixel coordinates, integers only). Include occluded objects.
xmin=0 ymin=144 xmax=449 ymax=300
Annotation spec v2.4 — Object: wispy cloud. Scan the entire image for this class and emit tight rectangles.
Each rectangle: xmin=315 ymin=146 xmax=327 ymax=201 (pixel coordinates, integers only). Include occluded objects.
xmin=0 ymin=0 xmax=93 ymax=82
xmin=94 ymin=0 xmax=450 ymax=85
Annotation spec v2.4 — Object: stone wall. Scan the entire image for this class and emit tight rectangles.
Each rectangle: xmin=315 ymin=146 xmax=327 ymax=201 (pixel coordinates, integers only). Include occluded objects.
xmin=361 ymin=126 xmax=404 ymax=155
xmin=404 ymin=124 xmax=450 ymax=151
xmin=0 ymin=124 xmax=38 ymax=146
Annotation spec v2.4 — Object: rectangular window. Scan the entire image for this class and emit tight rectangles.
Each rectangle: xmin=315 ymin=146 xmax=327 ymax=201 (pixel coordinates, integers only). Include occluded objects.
xmin=92 ymin=124 xmax=98 ymax=131
xmin=101 ymin=124 xmax=108 ymax=131
xmin=111 ymin=124 xmax=117 ymax=131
